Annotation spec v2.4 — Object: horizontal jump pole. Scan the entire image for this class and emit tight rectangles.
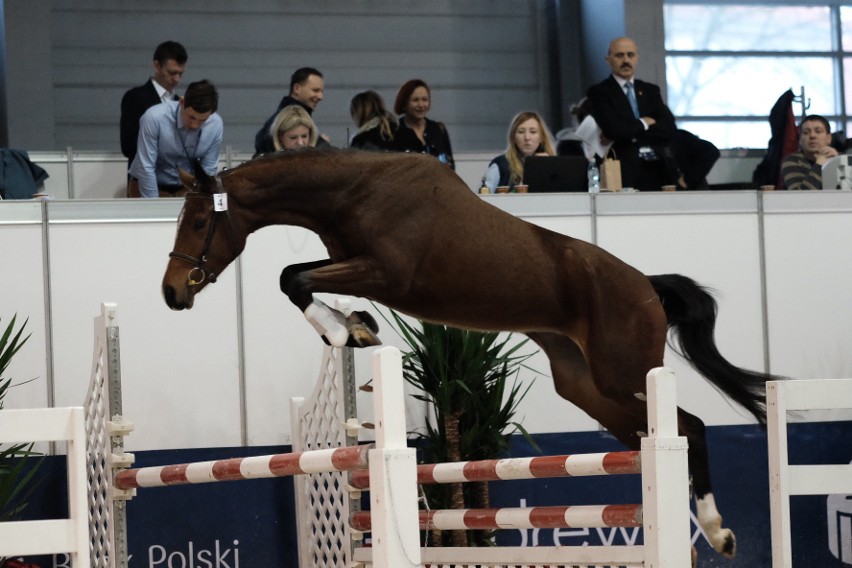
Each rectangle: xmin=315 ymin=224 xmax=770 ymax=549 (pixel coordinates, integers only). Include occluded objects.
xmin=348 ymin=450 xmax=640 ymax=490
xmin=114 ymin=444 xmax=371 ymax=490
xmin=350 ymin=504 xmax=642 ymax=532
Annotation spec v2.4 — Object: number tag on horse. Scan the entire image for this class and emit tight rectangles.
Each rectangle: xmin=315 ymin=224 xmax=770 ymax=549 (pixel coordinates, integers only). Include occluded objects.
xmin=213 ymin=193 xmax=228 ymax=211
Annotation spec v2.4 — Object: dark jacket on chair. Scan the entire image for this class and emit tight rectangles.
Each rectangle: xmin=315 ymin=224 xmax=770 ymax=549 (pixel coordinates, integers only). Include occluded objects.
xmin=0 ymin=148 xmax=49 ymax=199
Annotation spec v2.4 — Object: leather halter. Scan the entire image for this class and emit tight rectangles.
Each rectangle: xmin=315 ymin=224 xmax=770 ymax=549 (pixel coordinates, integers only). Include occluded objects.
xmin=168 ymin=176 xmax=239 ymax=287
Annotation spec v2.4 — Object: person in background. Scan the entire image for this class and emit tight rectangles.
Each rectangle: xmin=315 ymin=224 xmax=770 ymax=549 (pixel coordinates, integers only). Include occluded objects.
xmin=350 ymin=90 xmax=398 ymax=151
xmin=781 ymin=115 xmax=839 ymax=189
xmin=393 ymin=79 xmax=455 ymax=169
xmin=481 ymin=111 xmax=556 ymax=193
xmin=255 ymin=67 xmax=328 ymax=155
xmin=127 ymin=80 xmax=223 ymax=198
xmin=670 ymin=129 xmax=720 ymax=190
xmin=120 ymin=41 xmax=188 ymax=167
xmin=270 ymin=105 xmax=318 ymax=151
xmin=586 ymin=37 xmax=677 ymax=191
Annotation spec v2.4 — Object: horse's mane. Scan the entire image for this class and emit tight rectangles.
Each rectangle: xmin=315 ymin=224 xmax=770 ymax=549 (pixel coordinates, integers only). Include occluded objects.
xmin=230 ymin=146 xmax=424 ymax=177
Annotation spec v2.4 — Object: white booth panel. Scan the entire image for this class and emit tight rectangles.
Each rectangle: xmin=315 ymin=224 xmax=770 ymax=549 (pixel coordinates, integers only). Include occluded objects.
xmin=72 ymin=158 xmax=127 ymax=199
xmin=29 ymin=154 xmax=70 ymax=199
xmin=0 ymin=205 xmax=50 ymax=410
xmin=239 ymin=225 xmax=343 ymax=446
xmin=764 ymin=211 xmax=852 ymax=380
xmin=4 ymin=191 xmax=852 ymax=450
xmin=46 ymin=206 xmax=242 ymax=451
xmin=595 ymin=208 xmax=765 ymax=426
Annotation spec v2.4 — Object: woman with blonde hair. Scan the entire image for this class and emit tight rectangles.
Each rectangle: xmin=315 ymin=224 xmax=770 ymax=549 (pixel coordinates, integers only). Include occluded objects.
xmin=350 ymin=90 xmax=398 ymax=151
xmin=482 ymin=111 xmax=556 ymax=192
xmin=270 ymin=104 xmax=318 ymax=151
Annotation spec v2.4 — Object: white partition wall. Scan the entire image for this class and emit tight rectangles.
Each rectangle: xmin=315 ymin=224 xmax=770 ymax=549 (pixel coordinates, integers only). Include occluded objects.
xmin=596 ymin=192 xmax=766 ymax=424
xmin=763 ymin=192 xmax=852 ymax=381
xmin=2 ymin=192 xmax=852 ymax=450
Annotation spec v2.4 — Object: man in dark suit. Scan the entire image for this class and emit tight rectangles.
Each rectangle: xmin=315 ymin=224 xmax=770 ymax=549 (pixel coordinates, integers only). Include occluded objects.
xmin=120 ymin=41 xmax=188 ymax=166
xmin=586 ymin=37 xmax=676 ymax=191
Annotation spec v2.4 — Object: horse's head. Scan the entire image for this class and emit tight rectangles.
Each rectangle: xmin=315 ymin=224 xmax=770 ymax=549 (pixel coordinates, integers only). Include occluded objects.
xmin=162 ymin=165 xmax=246 ymax=310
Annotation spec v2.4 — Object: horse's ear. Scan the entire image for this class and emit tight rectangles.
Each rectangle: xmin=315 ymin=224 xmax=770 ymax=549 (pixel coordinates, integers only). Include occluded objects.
xmin=178 ymin=169 xmax=198 ymax=191
xmin=179 ymin=160 xmax=215 ymax=193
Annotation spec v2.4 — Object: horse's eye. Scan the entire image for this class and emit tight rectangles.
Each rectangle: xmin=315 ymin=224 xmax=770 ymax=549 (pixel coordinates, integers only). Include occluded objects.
xmin=193 ymin=219 xmax=206 ymax=231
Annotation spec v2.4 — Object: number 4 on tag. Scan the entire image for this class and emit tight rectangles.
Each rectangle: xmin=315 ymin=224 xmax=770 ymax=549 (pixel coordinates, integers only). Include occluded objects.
xmin=213 ymin=193 xmax=228 ymax=211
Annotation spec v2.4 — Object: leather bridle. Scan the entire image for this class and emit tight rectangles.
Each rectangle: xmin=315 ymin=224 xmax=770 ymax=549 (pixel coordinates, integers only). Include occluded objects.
xmin=168 ymin=176 xmax=240 ymax=287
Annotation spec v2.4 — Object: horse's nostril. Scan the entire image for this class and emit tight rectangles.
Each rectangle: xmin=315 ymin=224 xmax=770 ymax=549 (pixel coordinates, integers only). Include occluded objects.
xmin=163 ymin=285 xmax=177 ymax=308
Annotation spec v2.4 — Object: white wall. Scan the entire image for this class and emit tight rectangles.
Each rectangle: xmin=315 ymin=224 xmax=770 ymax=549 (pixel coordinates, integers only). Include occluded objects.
xmin=2 ymin=191 xmax=850 ymax=453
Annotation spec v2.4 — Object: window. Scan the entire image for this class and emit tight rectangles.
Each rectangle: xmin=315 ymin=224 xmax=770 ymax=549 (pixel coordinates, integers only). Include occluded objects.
xmin=664 ymin=2 xmax=847 ymax=149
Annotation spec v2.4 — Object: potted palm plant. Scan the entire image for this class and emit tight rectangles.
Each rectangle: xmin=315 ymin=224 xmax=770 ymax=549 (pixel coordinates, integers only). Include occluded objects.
xmin=0 ymin=315 xmax=42 ymax=568
xmin=386 ymin=311 xmax=538 ymax=547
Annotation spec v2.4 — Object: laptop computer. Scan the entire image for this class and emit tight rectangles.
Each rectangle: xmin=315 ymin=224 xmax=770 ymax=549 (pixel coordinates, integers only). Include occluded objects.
xmin=523 ymin=155 xmax=589 ymax=193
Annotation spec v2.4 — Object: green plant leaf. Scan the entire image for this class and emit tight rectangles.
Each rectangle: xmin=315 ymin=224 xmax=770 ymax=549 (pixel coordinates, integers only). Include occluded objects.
xmin=0 ymin=315 xmax=42 ymax=524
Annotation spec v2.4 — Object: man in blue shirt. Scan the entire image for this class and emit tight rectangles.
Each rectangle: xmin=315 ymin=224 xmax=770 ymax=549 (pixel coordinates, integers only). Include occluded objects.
xmin=128 ymin=80 xmax=223 ymax=198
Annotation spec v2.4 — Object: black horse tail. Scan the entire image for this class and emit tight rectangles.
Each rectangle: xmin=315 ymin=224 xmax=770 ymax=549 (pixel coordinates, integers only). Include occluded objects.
xmin=648 ymin=273 xmax=778 ymax=426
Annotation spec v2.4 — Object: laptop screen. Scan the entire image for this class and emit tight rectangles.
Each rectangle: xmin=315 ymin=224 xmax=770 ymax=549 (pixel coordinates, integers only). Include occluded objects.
xmin=523 ymin=155 xmax=589 ymax=193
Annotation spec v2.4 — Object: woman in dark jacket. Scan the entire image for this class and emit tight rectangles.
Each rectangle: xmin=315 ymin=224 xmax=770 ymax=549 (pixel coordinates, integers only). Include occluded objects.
xmin=392 ymin=79 xmax=454 ymax=169
xmin=350 ymin=90 xmax=398 ymax=151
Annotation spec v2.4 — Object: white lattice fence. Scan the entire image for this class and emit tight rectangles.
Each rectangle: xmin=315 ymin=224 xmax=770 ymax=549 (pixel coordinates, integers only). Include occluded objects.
xmin=84 ymin=303 xmax=131 ymax=568
xmin=290 ymin=336 xmax=360 ymax=568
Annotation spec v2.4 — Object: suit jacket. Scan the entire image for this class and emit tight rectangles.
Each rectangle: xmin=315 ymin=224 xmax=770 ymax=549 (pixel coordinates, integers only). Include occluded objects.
xmin=586 ymin=75 xmax=676 ymax=188
xmin=120 ymin=79 xmax=176 ymax=163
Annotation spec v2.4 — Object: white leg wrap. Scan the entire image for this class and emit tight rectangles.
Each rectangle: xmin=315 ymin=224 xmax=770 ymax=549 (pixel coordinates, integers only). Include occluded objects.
xmin=304 ymin=299 xmax=349 ymax=347
xmin=696 ymin=493 xmax=735 ymax=555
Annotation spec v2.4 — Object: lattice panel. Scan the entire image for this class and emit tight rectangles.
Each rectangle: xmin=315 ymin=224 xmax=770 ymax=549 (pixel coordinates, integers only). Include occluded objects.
xmin=83 ymin=304 xmax=126 ymax=568
xmin=292 ymin=346 xmax=358 ymax=568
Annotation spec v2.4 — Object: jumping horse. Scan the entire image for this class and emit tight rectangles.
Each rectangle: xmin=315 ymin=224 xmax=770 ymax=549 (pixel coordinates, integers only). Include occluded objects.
xmin=163 ymin=148 xmax=779 ymax=561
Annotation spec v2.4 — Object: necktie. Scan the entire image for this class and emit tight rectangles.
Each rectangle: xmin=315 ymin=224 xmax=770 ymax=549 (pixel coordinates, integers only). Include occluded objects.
xmin=625 ymin=82 xmax=640 ymax=118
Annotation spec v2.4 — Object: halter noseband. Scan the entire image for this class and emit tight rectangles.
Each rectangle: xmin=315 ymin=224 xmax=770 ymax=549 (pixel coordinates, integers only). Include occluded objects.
xmin=168 ymin=176 xmax=239 ymax=287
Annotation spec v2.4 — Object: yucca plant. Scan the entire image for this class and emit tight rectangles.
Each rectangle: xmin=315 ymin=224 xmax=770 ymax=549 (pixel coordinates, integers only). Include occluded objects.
xmin=0 ymin=315 xmax=42 ymax=553
xmin=384 ymin=310 xmax=538 ymax=547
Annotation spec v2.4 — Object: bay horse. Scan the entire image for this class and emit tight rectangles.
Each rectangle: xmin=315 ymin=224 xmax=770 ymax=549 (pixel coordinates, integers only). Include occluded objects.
xmin=163 ymin=148 xmax=778 ymax=560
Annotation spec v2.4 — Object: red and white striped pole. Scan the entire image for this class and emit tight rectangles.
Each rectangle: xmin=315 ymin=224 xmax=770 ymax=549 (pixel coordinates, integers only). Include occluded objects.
xmin=114 ymin=444 xmax=371 ymax=490
xmin=348 ymin=450 xmax=640 ymax=490
xmin=350 ymin=504 xmax=642 ymax=532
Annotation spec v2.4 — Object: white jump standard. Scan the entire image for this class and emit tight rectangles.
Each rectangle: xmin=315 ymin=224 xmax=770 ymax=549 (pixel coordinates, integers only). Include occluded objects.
xmin=83 ymin=304 xmax=692 ymax=568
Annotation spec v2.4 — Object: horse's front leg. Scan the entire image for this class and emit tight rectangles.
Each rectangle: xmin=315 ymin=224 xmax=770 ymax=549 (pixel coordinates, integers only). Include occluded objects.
xmin=279 ymin=258 xmax=383 ymax=347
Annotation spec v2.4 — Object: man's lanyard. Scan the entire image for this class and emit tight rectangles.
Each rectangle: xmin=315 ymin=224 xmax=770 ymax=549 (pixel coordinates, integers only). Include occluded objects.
xmin=174 ymin=104 xmax=202 ymax=164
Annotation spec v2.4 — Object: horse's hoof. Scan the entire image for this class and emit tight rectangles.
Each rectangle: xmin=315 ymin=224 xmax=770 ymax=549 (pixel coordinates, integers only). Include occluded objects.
xmin=691 ymin=545 xmax=698 ymax=568
xmin=349 ymin=310 xmax=379 ymax=334
xmin=715 ymin=528 xmax=736 ymax=558
xmin=346 ymin=323 xmax=382 ymax=348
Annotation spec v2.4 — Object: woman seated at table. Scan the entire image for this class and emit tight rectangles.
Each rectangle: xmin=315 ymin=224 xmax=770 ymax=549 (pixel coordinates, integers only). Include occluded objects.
xmin=482 ymin=111 xmax=556 ymax=192
xmin=270 ymin=105 xmax=318 ymax=151
xmin=350 ymin=90 xmax=398 ymax=151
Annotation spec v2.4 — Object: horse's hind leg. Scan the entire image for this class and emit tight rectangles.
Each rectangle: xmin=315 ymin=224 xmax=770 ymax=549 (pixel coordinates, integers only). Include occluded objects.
xmin=679 ymin=408 xmax=736 ymax=558
xmin=532 ymin=331 xmax=735 ymax=560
